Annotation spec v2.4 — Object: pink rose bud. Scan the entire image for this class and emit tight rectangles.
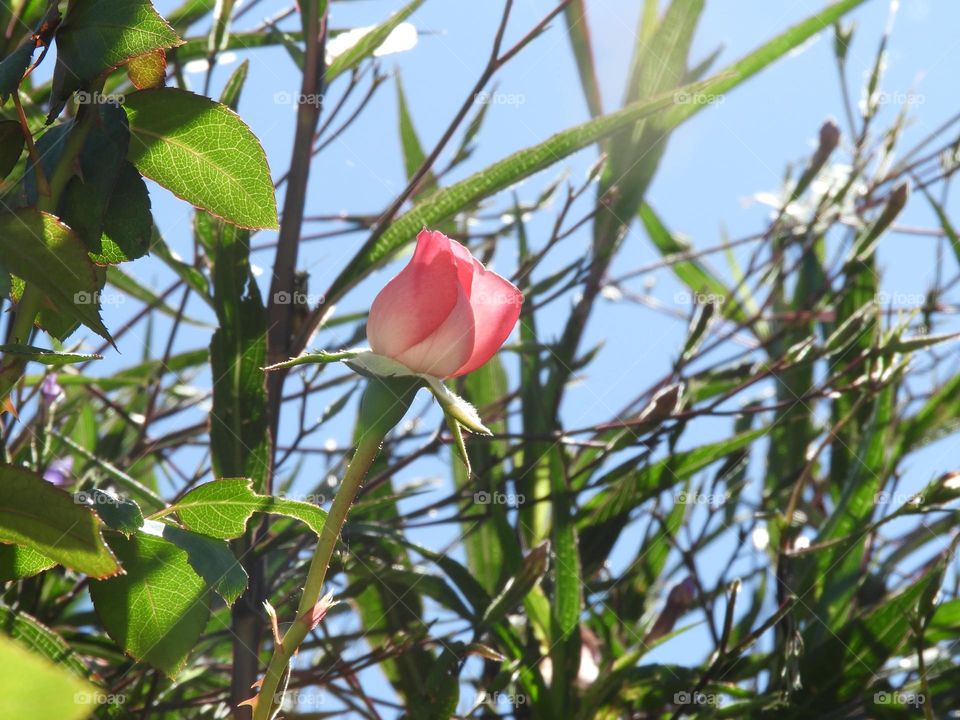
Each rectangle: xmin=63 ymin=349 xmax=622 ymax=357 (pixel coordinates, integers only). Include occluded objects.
xmin=367 ymin=229 xmax=522 ymax=377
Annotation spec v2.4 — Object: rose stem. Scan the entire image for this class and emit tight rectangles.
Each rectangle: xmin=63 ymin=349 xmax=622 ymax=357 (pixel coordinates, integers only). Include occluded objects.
xmin=251 ymin=376 xmax=418 ymax=720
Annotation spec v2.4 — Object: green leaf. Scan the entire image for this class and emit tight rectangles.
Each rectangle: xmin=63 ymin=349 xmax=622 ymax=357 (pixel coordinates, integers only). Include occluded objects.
xmin=797 ymin=555 xmax=947 ymax=709
xmin=0 ymin=41 xmax=36 ymax=104
xmin=59 ymin=103 xmax=130 ymax=254
xmin=207 ymin=0 xmax=235 ymax=62
xmin=50 ymin=0 xmax=182 ymax=117
xmin=444 ymin=411 xmax=470 ymax=474
xmin=395 ymin=71 xmax=437 ymax=200
xmin=898 ymin=371 xmax=960 ymax=456
xmin=919 ymin=184 xmax=960 ymax=270
xmin=482 ymin=541 xmax=550 ymax=627
xmin=424 ymin=376 xmax=490 ymax=435
xmin=927 ymin=598 xmax=960 ymax=642
xmin=802 ymin=386 xmax=896 ymax=640
xmin=77 ymin=488 xmax=143 ymax=535
xmin=127 ymin=48 xmax=167 ymax=89
xmin=0 ymin=120 xmax=24 ymax=179
xmin=173 ymin=478 xmax=327 ymax=538
xmin=578 ymin=429 xmax=766 ymax=559
xmin=549 ymin=441 xmax=581 ymax=638
xmin=90 ymin=532 xmax=210 ymax=676
xmin=326 ymin=0 xmax=425 ymax=82
xmin=0 ymin=633 xmax=98 ymax=720
xmin=167 ymin=0 xmax=215 ymax=32
xmin=209 ymin=221 xmax=270 ymax=491
xmin=453 ymin=356 xmax=520 ymax=594
xmin=0 ymin=464 xmax=120 ymax=578
xmin=0 ymin=209 xmax=111 ymax=341
xmin=324 ymin=0 xmax=869 ymax=305
xmin=0 ymin=543 xmax=56 ymax=581
xmin=264 ymin=348 xmax=362 ymax=370
xmin=410 ymin=643 xmax=463 ymax=720
xmin=33 ymin=268 xmax=108 ymax=343
xmin=0 ymin=605 xmax=92 ymax=680
xmin=659 ymin=0 xmax=868 ymax=129
xmin=123 ymin=88 xmax=278 ymax=229
xmin=395 ymin=72 xmax=426 ymax=178
xmin=92 ymin=162 xmax=153 ymax=264
xmin=171 ymin=27 xmax=303 ymax=64
xmin=0 ymin=345 xmax=102 ymax=365
xmin=152 ymin=523 xmax=247 ymax=606
xmin=595 ymin=0 xmax=705 ymax=274
xmin=563 ymin=0 xmax=603 ymax=117
xmin=22 ymin=123 xmax=70 ymax=206
xmin=639 ymin=202 xmax=740 ymax=319
xmin=218 ymin=58 xmax=249 ymax=110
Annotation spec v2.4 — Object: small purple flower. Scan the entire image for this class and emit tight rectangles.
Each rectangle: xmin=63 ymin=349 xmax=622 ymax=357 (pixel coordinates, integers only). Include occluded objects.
xmin=43 ymin=456 xmax=73 ymax=487
xmin=41 ymin=374 xmax=64 ymax=406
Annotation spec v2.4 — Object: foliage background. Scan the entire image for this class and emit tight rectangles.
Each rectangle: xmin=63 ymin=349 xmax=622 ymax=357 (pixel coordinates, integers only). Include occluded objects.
xmin=3 ymin=0 xmax=960 ymax=718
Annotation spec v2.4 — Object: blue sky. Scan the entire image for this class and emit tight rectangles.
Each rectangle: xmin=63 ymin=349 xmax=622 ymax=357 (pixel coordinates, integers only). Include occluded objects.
xmin=77 ymin=0 xmax=960 ymax=715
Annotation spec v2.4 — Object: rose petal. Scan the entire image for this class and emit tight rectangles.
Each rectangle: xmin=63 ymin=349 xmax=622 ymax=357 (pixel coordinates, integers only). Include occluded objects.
xmin=394 ymin=285 xmax=475 ymax=376
xmin=452 ymin=257 xmax=522 ymax=377
xmin=447 ymin=237 xmax=476 ymax=294
xmin=367 ymin=230 xmax=460 ymax=358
